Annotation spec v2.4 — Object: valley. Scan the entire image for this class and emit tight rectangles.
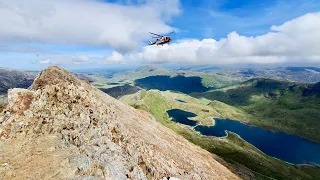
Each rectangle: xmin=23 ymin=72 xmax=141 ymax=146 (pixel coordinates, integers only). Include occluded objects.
xmin=1 ymin=65 xmax=320 ymax=179
xmin=120 ymin=89 xmax=320 ymax=179
xmin=107 ymin=65 xmax=320 ymax=179
xmin=168 ymin=109 xmax=320 ymax=165
xmin=88 ymin=66 xmax=320 ymax=142
xmin=191 ymin=78 xmax=320 ymax=143
xmin=87 ymin=65 xmax=246 ymax=91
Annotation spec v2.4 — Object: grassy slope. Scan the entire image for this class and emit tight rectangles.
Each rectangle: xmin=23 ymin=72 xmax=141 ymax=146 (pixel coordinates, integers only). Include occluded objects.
xmin=191 ymin=78 xmax=320 ymax=143
xmin=198 ymin=73 xmax=245 ymax=89
xmin=120 ymin=90 xmax=319 ymax=180
xmin=178 ymin=71 xmax=245 ymax=89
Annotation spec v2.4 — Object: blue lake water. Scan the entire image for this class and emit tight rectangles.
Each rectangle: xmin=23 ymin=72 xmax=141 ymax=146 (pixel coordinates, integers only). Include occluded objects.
xmin=167 ymin=109 xmax=320 ymax=165
xmin=167 ymin=109 xmax=197 ymax=126
xmin=134 ymin=75 xmax=209 ymax=94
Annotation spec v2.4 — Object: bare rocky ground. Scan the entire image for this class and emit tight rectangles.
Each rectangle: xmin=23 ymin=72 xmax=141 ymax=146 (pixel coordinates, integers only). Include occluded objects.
xmin=0 ymin=66 xmax=240 ymax=180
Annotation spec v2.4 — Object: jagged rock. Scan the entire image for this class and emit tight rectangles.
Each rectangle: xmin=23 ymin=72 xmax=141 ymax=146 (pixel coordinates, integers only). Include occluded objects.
xmin=0 ymin=66 xmax=240 ymax=180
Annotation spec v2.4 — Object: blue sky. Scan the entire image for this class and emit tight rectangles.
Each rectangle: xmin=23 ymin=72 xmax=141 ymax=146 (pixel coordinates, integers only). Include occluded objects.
xmin=1 ymin=0 xmax=320 ymax=70
xmin=172 ymin=0 xmax=320 ymax=39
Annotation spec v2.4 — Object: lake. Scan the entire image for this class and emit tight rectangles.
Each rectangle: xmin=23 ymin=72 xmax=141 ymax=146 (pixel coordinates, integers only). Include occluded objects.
xmin=167 ymin=109 xmax=320 ymax=165
xmin=100 ymin=84 xmax=140 ymax=99
xmin=167 ymin=109 xmax=197 ymax=126
xmin=134 ymin=75 xmax=209 ymax=94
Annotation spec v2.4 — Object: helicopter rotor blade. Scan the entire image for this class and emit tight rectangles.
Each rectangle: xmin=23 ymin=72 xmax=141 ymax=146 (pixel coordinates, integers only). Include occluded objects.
xmin=149 ymin=32 xmax=163 ymax=37
xmin=167 ymin=31 xmax=175 ymax=35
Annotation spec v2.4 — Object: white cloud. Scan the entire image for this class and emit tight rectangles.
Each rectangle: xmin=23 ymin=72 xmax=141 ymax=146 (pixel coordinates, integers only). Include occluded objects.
xmin=0 ymin=0 xmax=181 ymax=53
xmin=38 ymin=54 xmax=92 ymax=65
xmin=38 ymin=59 xmax=51 ymax=64
xmin=102 ymin=51 xmax=125 ymax=64
xmin=71 ymin=54 xmax=91 ymax=64
xmin=132 ymin=12 xmax=320 ymax=65
xmin=0 ymin=44 xmax=50 ymax=53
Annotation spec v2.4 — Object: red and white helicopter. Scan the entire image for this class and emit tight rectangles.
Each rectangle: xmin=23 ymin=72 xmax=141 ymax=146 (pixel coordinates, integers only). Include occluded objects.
xmin=148 ymin=31 xmax=174 ymax=46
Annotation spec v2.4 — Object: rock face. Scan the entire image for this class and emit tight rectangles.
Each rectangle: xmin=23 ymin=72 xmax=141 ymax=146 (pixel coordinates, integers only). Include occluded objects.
xmin=0 ymin=66 xmax=240 ymax=180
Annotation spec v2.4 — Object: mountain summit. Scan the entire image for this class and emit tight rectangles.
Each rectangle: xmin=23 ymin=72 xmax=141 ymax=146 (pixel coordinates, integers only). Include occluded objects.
xmin=0 ymin=66 xmax=239 ymax=180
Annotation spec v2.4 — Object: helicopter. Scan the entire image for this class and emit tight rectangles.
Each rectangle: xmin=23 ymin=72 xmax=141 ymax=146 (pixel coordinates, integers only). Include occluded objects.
xmin=148 ymin=31 xmax=174 ymax=46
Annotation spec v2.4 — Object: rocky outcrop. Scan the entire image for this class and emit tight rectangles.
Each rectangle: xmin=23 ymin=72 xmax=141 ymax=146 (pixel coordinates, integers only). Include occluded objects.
xmin=0 ymin=66 xmax=240 ymax=180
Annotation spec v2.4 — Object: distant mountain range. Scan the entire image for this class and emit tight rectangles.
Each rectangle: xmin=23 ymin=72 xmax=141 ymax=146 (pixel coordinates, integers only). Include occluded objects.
xmin=219 ymin=66 xmax=320 ymax=83
xmin=0 ymin=68 xmax=37 ymax=94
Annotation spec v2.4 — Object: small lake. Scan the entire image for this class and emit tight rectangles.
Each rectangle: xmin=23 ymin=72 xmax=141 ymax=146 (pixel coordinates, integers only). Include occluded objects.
xmin=167 ymin=109 xmax=197 ymax=126
xmin=134 ymin=75 xmax=209 ymax=94
xmin=107 ymin=82 xmax=120 ymax=85
xmin=167 ymin=109 xmax=320 ymax=165
xmin=100 ymin=84 xmax=140 ymax=98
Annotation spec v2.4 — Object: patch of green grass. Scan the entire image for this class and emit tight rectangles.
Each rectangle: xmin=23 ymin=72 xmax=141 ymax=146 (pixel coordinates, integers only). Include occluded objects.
xmin=131 ymin=104 xmax=149 ymax=111
xmin=192 ymin=78 xmax=292 ymax=106
xmin=142 ymin=90 xmax=172 ymax=121
xmin=199 ymin=74 xmax=244 ymax=89
xmin=120 ymin=90 xmax=320 ymax=180
xmin=140 ymin=89 xmax=147 ymax=99
xmin=297 ymin=165 xmax=320 ymax=179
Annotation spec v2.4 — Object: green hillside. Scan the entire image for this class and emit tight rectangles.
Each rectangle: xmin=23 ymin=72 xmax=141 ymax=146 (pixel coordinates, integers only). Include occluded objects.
xmin=90 ymin=65 xmax=174 ymax=89
xmin=120 ymin=90 xmax=320 ymax=180
xmin=183 ymin=72 xmax=245 ymax=89
xmin=191 ymin=78 xmax=320 ymax=142
xmin=90 ymin=65 xmax=244 ymax=90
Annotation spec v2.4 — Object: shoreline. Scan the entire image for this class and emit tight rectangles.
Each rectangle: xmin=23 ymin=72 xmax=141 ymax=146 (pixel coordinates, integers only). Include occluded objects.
xmin=216 ymin=117 xmax=320 ymax=144
xmin=169 ymin=112 xmax=320 ymax=167
xmin=195 ymin=127 xmax=320 ymax=167
xmin=191 ymin=117 xmax=320 ymax=167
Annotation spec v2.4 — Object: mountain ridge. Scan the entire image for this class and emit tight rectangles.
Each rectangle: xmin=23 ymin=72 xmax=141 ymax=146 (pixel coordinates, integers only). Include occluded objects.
xmin=0 ymin=66 xmax=239 ymax=180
